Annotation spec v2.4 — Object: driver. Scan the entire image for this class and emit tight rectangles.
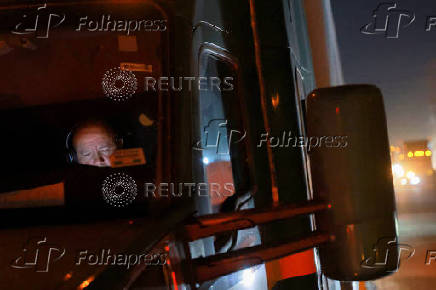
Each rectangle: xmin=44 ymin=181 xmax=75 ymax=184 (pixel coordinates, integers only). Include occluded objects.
xmin=70 ymin=120 xmax=119 ymax=167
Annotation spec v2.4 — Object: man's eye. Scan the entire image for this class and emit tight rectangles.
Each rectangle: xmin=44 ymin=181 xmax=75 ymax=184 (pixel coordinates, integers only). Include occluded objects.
xmin=100 ymin=148 xmax=111 ymax=154
xmin=81 ymin=152 xmax=91 ymax=157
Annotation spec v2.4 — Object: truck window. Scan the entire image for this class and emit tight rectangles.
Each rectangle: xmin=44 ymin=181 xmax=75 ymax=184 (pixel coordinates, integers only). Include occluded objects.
xmin=0 ymin=2 xmax=166 ymax=209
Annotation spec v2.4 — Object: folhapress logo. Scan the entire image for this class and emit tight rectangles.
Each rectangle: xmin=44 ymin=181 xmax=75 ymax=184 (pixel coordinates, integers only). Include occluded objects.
xmin=11 ymin=237 xmax=65 ymax=272
xmin=12 ymin=3 xmax=65 ymax=38
xmin=361 ymin=3 xmax=415 ymax=38
xmin=361 ymin=237 xmax=414 ymax=272
xmin=192 ymin=119 xmax=246 ymax=155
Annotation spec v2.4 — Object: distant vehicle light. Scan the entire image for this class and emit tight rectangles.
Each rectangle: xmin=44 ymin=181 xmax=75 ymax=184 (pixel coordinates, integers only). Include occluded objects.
xmin=392 ymin=164 xmax=405 ymax=178
xmin=406 ymin=171 xmax=415 ymax=179
xmin=414 ymin=151 xmax=425 ymax=157
xmin=78 ymin=276 xmax=95 ymax=289
xmin=202 ymin=157 xmax=209 ymax=165
xmin=407 ymin=151 xmax=414 ymax=158
xmin=410 ymin=176 xmax=421 ymax=185
xmin=425 ymin=150 xmax=432 ymax=157
xmin=400 ymin=178 xmax=408 ymax=185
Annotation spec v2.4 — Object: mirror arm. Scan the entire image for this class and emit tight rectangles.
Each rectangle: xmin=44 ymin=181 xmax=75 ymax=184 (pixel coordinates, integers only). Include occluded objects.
xmin=182 ymin=200 xmax=329 ymax=241
xmin=190 ymin=231 xmax=330 ymax=283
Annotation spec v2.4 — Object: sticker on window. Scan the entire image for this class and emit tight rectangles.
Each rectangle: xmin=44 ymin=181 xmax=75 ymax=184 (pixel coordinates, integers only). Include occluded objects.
xmin=120 ymin=62 xmax=152 ymax=72
xmin=110 ymin=148 xmax=146 ymax=168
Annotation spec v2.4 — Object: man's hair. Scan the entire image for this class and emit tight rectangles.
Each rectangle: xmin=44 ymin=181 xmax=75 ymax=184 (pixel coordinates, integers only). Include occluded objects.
xmin=70 ymin=119 xmax=116 ymax=149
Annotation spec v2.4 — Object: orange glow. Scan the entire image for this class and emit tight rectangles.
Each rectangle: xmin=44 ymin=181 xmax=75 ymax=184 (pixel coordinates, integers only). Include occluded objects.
xmin=171 ymin=271 xmax=178 ymax=290
xmin=277 ymin=249 xmax=316 ymax=279
xmin=390 ymin=146 xmax=401 ymax=152
xmin=415 ymin=150 xmax=425 ymax=157
xmin=407 ymin=151 xmax=413 ymax=158
xmin=335 ymin=107 xmax=340 ymax=114
xmin=128 ymin=220 xmax=134 ymax=225
xmin=272 ymin=186 xmax=279 ymax=205
xmin=426 ymin=150 xmax=432 ymax=157
xmin=64 ymin=272 xmax=73 ymax=281
xmin=399 ymin=154 xmax=404 ymax=160
xmin=78 ymin=276 xmax=95 ymax=289
xmin=271 ymin=93 xmax=279 ymax=109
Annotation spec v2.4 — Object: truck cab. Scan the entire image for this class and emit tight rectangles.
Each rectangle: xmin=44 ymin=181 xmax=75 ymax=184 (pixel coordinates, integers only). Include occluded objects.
xmin=0 ymin=1 xmax=398 ymax=289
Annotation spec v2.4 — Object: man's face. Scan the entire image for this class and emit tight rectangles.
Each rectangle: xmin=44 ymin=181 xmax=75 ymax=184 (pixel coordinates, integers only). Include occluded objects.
xmin=73 ymin=125 xmax=117 ymax=167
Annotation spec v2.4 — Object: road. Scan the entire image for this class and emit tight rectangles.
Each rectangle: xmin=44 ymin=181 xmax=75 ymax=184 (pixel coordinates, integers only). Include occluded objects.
xmin=375 ymin=185 xmax=436 ymax=290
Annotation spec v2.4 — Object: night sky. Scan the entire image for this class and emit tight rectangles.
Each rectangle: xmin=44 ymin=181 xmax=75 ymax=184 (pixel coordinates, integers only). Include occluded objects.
xmin=331 ymin=0 xmax=436 ymax=148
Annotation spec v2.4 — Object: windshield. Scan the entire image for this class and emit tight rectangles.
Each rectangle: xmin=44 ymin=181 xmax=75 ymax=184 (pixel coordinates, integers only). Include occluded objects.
xmin=0 ymin=2 xmax=165 ymax=208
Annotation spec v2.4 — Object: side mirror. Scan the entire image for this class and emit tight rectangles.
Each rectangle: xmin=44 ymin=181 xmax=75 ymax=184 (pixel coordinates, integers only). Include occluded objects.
xmin=306 ymin=85 xmax=398 ymax=281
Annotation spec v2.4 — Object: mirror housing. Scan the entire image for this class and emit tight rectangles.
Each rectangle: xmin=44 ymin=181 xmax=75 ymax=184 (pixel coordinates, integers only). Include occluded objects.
xmin=306 ymin=85 xmax=398 ymax=281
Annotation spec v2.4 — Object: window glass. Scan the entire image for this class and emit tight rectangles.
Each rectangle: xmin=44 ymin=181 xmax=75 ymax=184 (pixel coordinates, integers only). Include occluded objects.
xmin=0 ymin=3 xmax=165 ymax=208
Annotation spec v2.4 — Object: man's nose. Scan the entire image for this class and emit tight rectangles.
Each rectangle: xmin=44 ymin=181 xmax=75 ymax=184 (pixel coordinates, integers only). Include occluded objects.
xmin=95 ymin=152 xmax=111 ymax=167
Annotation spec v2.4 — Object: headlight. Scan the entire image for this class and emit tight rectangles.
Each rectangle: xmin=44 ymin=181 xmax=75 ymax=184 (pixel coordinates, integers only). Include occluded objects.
xmin=392 ymin=164 xmax=405 ymax=178
xmin=410 ymin=176 xmax=421 ymax=185
xmin=406 ymin=171 xmax=415 ymax=179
